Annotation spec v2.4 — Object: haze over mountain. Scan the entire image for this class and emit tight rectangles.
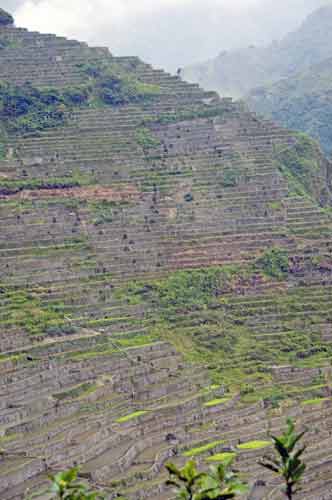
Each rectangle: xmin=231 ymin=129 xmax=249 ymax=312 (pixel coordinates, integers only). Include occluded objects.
xmin=183 ymin=3 xmax=332 ymax=97
xmin=2 ymin=0 xmax=328 ymax=72
xmin=247 ymin=57 xmax=332 ymax=156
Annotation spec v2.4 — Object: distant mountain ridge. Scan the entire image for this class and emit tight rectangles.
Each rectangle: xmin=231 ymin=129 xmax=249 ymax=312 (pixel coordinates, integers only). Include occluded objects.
xmin=247 ymin=56 xmax=332 ymax=155
xmin=182 ymin=4 xmax=332 ymax=98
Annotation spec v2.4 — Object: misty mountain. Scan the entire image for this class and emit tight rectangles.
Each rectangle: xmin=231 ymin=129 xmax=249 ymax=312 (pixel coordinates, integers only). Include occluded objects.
xmin=10 ymin=0 xmax=328 ymax=72
xmin=247 ymin=57 xmax=332 ymax=155
xmin=182 ymin=4 xmax=332 ymax=98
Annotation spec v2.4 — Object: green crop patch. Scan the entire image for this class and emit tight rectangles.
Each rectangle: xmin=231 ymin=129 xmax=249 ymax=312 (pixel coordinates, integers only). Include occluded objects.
xmin=301 ymin=397 xmax=330 ymax=406
xmin=203 ymin=398 xmax=230 ymax=407
xmin=0 ymin=288 xmax=70 ymax=336
xmin=183 ymin=439 xmax=225 ymax=457
xmin=237 ymin=440 xmax=272 ymax=450
xmin=206 ymin=452 xmax=236 ymax=462
xmin=53 ymin=382 xmax=97 ymax=401
xmin=116 ymin=410 xmax=148 ymax=423
xmin=143 ymin=103 xmax=229 ymax=126
xmin=112 ymin=263 xmax=332 ymax=390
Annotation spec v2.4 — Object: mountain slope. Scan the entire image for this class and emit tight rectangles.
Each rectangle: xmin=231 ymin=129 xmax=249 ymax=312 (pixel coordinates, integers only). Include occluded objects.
xmin=182 ymin=4 xmax=332 ymax=98
xmin=247 ymin=57 xmax=332 ymax=156
xmin=1 ymin=10 xmax=332 ymax=500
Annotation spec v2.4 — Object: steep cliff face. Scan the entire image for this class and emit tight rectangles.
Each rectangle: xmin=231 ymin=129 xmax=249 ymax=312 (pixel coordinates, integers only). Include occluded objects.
xmin=1 ymin=14 xmax=332 ymax=500
xmin=182 ymin=5 xmax=332 ymax=98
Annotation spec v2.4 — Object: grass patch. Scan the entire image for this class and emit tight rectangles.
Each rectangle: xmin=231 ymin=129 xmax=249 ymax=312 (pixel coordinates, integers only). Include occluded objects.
xmin=301 ymin=397 xmax=330 ymax=406
xmin=116 ymin=410 xmax=148 ymax=423
xmin=204 ymin=398 xmax=230 ymax=407
xmin=206 ymin=452 xmax=236 ymax=462
xmin=143 ymin=103 xmax=229 ymax=126
xmin=53 ymin=382 xmax=97 ymax=401
xmin=0 ymin=288 xmax=69 ymax=336
xmin=237 ymin=440 xmax=271 ymax=450
xmin=183 ymin=439 xmax=225 ymax=457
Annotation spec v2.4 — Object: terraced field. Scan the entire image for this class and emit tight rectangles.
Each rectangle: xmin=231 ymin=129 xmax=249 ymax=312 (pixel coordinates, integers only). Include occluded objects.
xmin=1 ymin=11 xmax=332 ymax=499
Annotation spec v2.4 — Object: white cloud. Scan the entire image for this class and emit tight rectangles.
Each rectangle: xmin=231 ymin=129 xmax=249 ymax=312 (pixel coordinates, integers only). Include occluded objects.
xmin=12 ymin=0 xmax=330 ymax=71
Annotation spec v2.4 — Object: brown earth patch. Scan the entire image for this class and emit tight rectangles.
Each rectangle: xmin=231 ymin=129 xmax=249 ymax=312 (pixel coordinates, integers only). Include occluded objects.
xmin=2 ymin=184 xmax=142 ymax=202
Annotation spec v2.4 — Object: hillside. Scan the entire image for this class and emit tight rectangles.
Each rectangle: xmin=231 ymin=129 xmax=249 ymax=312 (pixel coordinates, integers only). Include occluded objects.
xmin=182 ymin=4 xmax=332 ymax=98
xmin=247 ymin=57 xmax=332 ymax=156
xmin=1 ymin=10 xmax=332 ymax=500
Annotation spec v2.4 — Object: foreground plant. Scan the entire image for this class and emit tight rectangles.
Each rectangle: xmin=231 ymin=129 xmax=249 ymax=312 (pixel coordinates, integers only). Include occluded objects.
xmin=49 ymin=467 xmax=104 ymax=500
xmin=166 ymin=455 xmax=248 ymax=499
xmin=260 ymin=418 xmax=306 ymax=499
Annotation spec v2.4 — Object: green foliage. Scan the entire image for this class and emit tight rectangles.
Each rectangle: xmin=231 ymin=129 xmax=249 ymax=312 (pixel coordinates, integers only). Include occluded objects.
xmin=220 ymin=169 xmax=238 ymax=188
xmin=166 ymin=456 xmax=248 ymax=499
xmin=49 ymin=467 xmax=104 ymax=499
xmin=0 ymin=60 xmax=160 ymax=142
xmin=260 ymin=418 xmax=307 ymax=499
xmin=78 ymin=61 xmax=160 ymax=106
xmin=0 ymin=139 xmax=6 ymax=159
xmin=149 ymin=266 xmax=238 ymax=315
xmin=88 ymin=200 xmax=117 ymax=225
xmin=273 ymin=134 xmax=326 ymax=202
xmin=248 ymin=59 xmax=332 ymax=156
xmin=0 ymin=81 xmax=89 ymax=135
xmin=145 ymin=104 xmax=228 ymax=126
xmin=0 ymin=37 xmax=20 ymax=50
xmin=256 ymin=247 xmax=289 ymax=279
xmin=1 ymin=288 xmax=68 ymax=336
xmin=53 ymin=382 xmax=97 ymax=401
xmin=135 ymin=127 xmax=160 ymax=150
xmin=0 ymin=8 xmax=14 ymax=26
xmin=0 ymin=171 xmax=94 ymax=195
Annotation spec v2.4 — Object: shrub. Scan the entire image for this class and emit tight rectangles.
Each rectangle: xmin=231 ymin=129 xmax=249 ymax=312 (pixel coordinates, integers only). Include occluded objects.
xmin=78 ymin=61 xmax=160 ymax=106
xmin=256 ymin=247 xmax=289 ymax=279
xmin=49 ymin=467 xmax=104 ymax=499
xmin=260 ymin=418 xmax=306 ymax=499
xmin=0 ymin=9 xmax=14 ymax=26
xmin=0 ymin=82 xmax=90 ymax=135
xmin=135 ymin=127 xmax=160 ymax=149
xmin=220 ymin=169 xmax=238 ymax=188
xmin=166 ymin=456 xmax=248 ymax=499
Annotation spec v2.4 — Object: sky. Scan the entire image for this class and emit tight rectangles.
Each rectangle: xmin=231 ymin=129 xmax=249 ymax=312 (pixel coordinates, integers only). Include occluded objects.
xmin=2 ymin=0 xmax=331 ymax=71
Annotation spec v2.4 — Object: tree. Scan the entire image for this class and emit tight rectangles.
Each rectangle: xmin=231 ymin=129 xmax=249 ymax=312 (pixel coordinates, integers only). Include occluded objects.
xmin=260 ymin=418 xmax=306 ymax=499
xmin=49 ymin=467 xmax=104 ymax=500
xmin=0 ymin=8 xmax=14 ymax=26
xmin=165 ymin=455 xmax=248 ymax=500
